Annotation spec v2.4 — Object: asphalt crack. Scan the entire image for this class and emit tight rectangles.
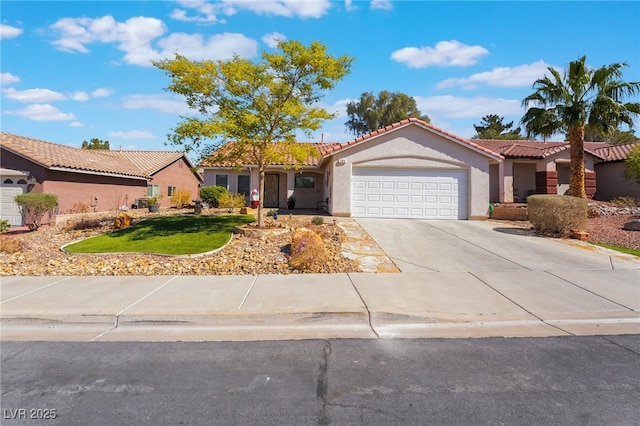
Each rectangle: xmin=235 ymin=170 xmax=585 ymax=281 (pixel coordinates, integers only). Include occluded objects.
xmin=316 ymin=340 xmax=331 ymax=425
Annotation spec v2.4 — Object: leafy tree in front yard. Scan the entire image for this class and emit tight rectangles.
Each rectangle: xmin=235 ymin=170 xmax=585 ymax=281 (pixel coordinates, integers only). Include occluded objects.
xmin=625 ymin=144 xmax=640 ymax=184
xmin=14 ymin=193 xmax=58 ymax=231
xmin=153 ymin=40 xmax=353 ymax=227
xmin=522 ymin=55 xmax=640 ymax=198
xmin=345 ymin=91 xmax=430 ymax=136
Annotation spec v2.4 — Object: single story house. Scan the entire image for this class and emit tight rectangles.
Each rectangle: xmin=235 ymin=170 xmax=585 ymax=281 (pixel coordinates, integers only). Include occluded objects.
xmin=472 ymin=139 xmax=640 ymax=203
xmin=0 ymin=132 xmax=202 ymax=227
xmin=200 ymin=118 xmax=638 ymax=220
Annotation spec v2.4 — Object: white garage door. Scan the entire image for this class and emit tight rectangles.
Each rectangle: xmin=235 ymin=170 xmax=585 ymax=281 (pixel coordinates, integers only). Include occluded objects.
xmin=1 ymin=185 xmax=26 ymax=226
xmin=352 ymin=168 xmax=467 ymax=219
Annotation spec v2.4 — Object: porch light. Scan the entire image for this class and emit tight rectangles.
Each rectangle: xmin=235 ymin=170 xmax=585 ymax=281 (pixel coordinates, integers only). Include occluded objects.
xmin=27 ymin=176 xmax=37 ymax=185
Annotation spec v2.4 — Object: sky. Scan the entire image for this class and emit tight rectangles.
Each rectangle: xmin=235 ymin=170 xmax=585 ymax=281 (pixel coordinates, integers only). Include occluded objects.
xmin=2 ymin=0 xmax=639 ymax=161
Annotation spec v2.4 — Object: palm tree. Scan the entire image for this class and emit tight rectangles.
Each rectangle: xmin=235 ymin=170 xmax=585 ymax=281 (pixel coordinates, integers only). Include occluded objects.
xmin=521 ymin=56 xmax=640 ymax=197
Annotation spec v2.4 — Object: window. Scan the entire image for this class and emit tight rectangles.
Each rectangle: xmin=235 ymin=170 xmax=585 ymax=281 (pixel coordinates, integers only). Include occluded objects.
xmin=237 ymin=175 xmax=250 ymax=196
xmin=3 ymin=179 xmax=13 ymax=184
xmin=168 ymin=186 xmax=177 ymax=196
xmin=17 ymin=179 xmax=27 ymax=184
xmin=215 ymin=174 xmax=228 ymax=189
xmin=295 ymin=175 xmax=315 ymax=189
xmin=147 ymin=185 xmax=159 ymax=196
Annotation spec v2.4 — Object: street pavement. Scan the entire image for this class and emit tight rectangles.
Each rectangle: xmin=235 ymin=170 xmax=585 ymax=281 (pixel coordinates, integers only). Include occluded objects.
xmin=1 ymin=219 xmax=639 ymax=341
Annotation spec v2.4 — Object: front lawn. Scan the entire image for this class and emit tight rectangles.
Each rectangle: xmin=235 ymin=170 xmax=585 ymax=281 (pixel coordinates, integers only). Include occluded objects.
xmin=64 ymin=215 xmax=255 ymax=255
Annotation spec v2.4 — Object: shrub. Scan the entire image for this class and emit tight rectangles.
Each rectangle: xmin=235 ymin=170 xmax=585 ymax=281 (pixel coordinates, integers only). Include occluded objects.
xmin=311 ymin=216 xmax=324 ymax=225
xmin=114 ymin=213 xmax=133 ymax=229
xmin=170 ymin=189 xmax=192 ymax=208
xmin=527 ymin=194 xmax=588 ymax=236
xmin=14 ymin=193 xmax=58 ymax=231
xmin=0 ymin=238 xmax=22 ymax=254
xmin=218 ymin=192 xmax=246 ymax=212
xmin=64 ymin=218 xmax=102 ymax=231
xmin=624 ymin=144 xmax=640 ymax=184
xmin=610 ymin=196 xmax=640 ymax=208
xmin=289 ymin=227 xmax=327 ymax=272
xmin=0 ymin=220 xmax=9 ymax=234
xmin=68 ymin=202 xmax=90 ymax=214
xmin=200 ymin=186 xmax=227 ymax=208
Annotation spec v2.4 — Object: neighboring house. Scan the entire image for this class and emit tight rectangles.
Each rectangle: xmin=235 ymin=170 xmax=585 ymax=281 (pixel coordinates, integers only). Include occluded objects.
xmin=591 ymin=142 xmax=640 ymax=200
xmin=0 ymin=132 xmax=202 ymax=227
xmin=472 ymin=139 xmax=640 ymax=203
xmin=200 ymin=118 xmax=639 ymax=220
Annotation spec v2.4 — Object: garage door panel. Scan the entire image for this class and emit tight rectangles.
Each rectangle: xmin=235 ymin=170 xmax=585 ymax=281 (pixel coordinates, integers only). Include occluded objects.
xmin=1 ymin=185 xmax=26 ymax=226
xmin=352 ymin=168 xmax=467 ymax=219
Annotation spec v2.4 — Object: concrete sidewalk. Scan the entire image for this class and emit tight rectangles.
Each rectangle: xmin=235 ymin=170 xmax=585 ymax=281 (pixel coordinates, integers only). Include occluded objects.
xmin=2 ymin=268 xmax=638 ymax=341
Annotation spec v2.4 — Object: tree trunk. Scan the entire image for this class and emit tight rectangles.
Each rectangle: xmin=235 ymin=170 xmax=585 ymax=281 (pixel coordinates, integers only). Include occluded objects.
xmin=257 ymin=167 xmax=265 ymax=228
xmin=568 ymin=125 xmax=587 ymax=198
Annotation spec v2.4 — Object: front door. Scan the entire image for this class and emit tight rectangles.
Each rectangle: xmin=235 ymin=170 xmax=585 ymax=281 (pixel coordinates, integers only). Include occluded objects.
xmin=264 ymin=174 xmax=279 ymax=208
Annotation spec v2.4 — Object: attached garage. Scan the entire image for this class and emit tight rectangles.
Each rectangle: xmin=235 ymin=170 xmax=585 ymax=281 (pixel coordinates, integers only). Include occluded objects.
xmin=1 ymin=169 xmax=28 ymax=227
xmin=352 ymin=168 xmax=468 ymax=219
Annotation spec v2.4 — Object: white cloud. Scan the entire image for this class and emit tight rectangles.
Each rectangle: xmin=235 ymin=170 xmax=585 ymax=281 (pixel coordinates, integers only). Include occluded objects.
xmin=0 ymin=24 xmax=23 ymax=39
xmin=171 ymin=0 xmax=224 ymax=23
xmin=3 ymin=87 xmax=66 ymax=103
xmin=91 ymin=88 xmax=113 ymax=98
xmin=70 ymin=121 xmax=85 ymax=127
xmin=50 ymin=15 xmax=258 ymax=66
xmin=5 ymin=104 xmax=76 ymax=121
xmin=437 ymin=61 xmax=554 ymax=89
xmin=222 ymin=0 xmax=332 ymax=18
xmin=415 ymin=95 xmax=523 ymax=119
xmin=122 ymin=94 xmax=192 ymax=114
xmin=72 ymin=91 xmax=90 ymax=102
xmin=108 ymin=130 xmax=155 ymax=139
xmin=3 ymin=86 xmax=115 ymax=103
xmin=156 ymin=32 xmax=257 ymax=63
xmin=171 ymin=0 xmax=332 ymax=21
xmin=370 ymin=0 xmax=393 ymax=10
xmin=391 ymin=40 xmax=489 ymax=68
xmin=0 ymin=72 xmax=21 ymax=85
xmin=262 ymin=32 xmax=286 ymax=48
xmin=344 ymin=0 xmax=357 ymax=12
xmin=51 ymin=15 xmax=167 ymax=62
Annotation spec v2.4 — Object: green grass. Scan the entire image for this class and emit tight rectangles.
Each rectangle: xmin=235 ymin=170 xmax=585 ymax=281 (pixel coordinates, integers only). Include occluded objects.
xmin=593 ymin=243 xmax=640 ymax=257
xmin=64 ymin=215 xmax=255 ymax=255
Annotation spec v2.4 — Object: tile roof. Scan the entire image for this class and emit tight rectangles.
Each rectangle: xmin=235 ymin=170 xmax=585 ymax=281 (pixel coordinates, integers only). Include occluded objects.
xmin=0 ymin=132 xmax=195 ymax=179
xmin=473 ymin=139 xmax=638 ymax=162
xmin=199 ymin=141 xmax=344 ymax=167
xmin=589 ymin=142 xmax=638 ymax=162
xmin=198 ymin=119 xmax=638 ymax=169
xmin=326 ymin=117 xmax=504 ymax=160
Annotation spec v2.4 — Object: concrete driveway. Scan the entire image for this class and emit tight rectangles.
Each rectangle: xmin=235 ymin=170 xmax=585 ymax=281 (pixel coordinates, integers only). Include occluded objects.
xmin=354 ymin=218 xmax=640 ymax=273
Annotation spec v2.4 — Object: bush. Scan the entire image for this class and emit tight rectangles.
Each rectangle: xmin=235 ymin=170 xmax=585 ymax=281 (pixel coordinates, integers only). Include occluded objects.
xmin=610 ymin=196 xmax=640 ymax=208
xmin=114 ymin=213 xmax=133 ymax=229
xmin=289 ymin=227 xmax=327 ymax=272
xmin=218 ymin=192 xmax=246 ymax=211
xmin=14 ymin=193 xmax=58 ymax=231
xmin=64 ymin=218 xmax=102 ymax=231
xmin=527 ymin=194 xmax=588 ymax=235
xmin=170 ymin=189 xmax=192 ymax=208
xmin=0 ymin=238 xmax=22 ymax=254
xmin=0 ymin=220 xmax=9 ymax=234
xmin=68 ymin=202 xmax=90 ymax=214
xmin=311 ymin=216 xmax=324 ymax=225
xmin=199 ymin=186 xmax=227 ymax=208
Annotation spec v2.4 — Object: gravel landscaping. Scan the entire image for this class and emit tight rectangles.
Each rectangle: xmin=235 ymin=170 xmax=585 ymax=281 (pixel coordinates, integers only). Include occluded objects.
xmin=1 ymin=203 xmax=638 ymax=276
xmin=0 ymin=209 xmax=359 ymax=276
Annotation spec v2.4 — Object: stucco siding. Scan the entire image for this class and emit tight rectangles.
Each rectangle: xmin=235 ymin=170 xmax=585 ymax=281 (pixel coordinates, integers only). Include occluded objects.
xmin=329 ymin=126 xmax=493 ymax=218
xmin=595 ymin=162 xmax=640 ymax=200
xmin=150 ymin=158 xmax=201 ymax=207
